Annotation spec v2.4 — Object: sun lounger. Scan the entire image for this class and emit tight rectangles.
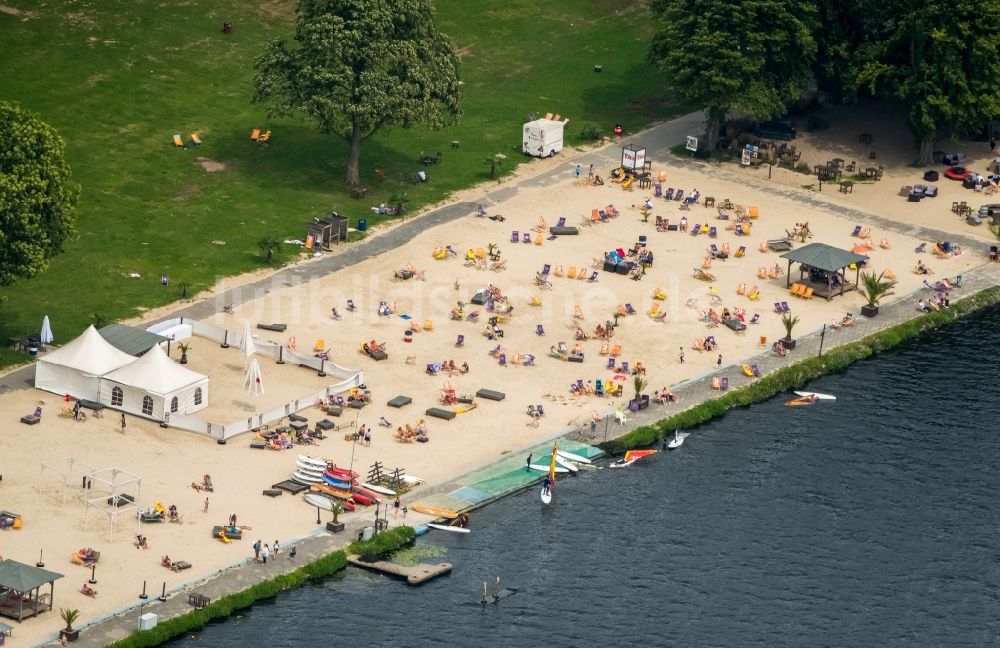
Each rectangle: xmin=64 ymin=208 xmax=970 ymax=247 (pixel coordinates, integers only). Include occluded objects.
xmin=387 ymin=396 xmax=412 ymax=408
xmin=743 ymin=364 xmax=754 ymax=377
xmin=476 ymin=389 xmax=506 ymax=401
xmin=511 ymin=231 xmax=519 ymax=243
xmin=723 ymin=319 xmax=746 ymax=332
xmin=190 ymin=132 xmax=202 ymax=146
xmin=250 ymin=128 xmax=261 ymax=142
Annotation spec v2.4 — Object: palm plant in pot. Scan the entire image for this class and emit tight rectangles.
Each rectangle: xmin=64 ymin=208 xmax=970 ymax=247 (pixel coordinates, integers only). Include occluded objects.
xmin=326 ymin=501 xmax=345 ymax=533
xmin=780 ymin=312 xmax=800 ymax=350
xmin=629 ymin=375 xmax=649 ymax=412
xmin=859 ymin=270 xmax=897 ymax=317
xmin=60 ymin=607 xmax=81 ymax=642
xmin=177 ymin=342 xmax=191 ymax=364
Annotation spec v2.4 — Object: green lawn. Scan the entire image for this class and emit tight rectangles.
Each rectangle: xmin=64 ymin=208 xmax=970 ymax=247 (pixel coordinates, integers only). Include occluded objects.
xmin=0 ymin=1 xmax=678 ymax=366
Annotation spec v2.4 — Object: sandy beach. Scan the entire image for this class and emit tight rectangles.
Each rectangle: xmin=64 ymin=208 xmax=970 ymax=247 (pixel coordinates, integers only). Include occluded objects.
xmin=0 ymin=105 xmax=994 ymax=646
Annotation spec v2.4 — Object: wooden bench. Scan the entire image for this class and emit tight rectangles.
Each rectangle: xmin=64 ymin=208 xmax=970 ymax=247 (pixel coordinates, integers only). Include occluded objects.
xmin=188 ymin=593 xmax=211 ymax=609
xmin=352 ymin=186 xmax=367 ymax=199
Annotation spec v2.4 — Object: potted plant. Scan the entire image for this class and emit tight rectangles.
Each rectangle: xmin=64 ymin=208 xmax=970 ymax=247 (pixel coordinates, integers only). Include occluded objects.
xmin=612 ymin=312 xmax=623 ymax=326
xmin=177 ymin=342 xmax=190 ymax=364
xmin=780 ymin=312 xmax=800 ymax=350
xmin=629 ymin=376 xmax=649 ymax=411
xmin=60 ymin=607 xmax=81 ymax=642
xmin=859 ymin=270 xmax=897 ymax=317
xmin=326 ymin=502 xmax=345 ymax=533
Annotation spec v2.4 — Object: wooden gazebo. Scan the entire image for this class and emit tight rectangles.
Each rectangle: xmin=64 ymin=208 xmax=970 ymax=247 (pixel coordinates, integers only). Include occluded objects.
xmin=780 ymin=243 xmax=869 ymax=300
xmin=0 ymin=560 xmax=63 ymax=622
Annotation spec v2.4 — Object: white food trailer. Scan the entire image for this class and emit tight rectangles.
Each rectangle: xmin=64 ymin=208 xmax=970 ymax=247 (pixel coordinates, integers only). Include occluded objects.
xmin=522 ymin=118 xmax=564 ymax=158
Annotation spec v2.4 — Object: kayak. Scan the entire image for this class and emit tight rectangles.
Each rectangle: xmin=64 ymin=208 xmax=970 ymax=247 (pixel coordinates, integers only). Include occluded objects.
xmin=350 ymin=492 xmax=374 ymax=506
xmin=411 ymin=505 xmax=459 ymax=519
xmin=325 ymin=466 xmax=359 ymax=479
xmin=427 ymin=523 xmax=470 ymax=534
xmin=794 ymin=391 xmax=836 ymax=400
xmin=556 ymin=450 xmax=592 ymax=465
xmin=322 ymin=474 xmax=352 ymax=489
xmin=553 ymin=455 xmax=579 ymax=472
xmin=352 ymin=485 xmax=383 ymax=503
xmin=311 ymin=483 xmax=354 ymax=501
xmin=362 ymin=482 xmax=397 ymax=496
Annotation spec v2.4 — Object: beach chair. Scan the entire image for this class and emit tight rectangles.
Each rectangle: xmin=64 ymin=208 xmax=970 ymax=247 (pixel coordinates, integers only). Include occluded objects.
xmin=313 ymin=339 xmax=326 ymax=352
xmin=709 ymin=226 xmax=717 ymax=238
xmin=424 ymin=320 xmax=433 ymax=331
xmin=690 ymin=224 xmax=701 ymax=236
xmin=258 ymin=130 xmax=271 ymax=145
xmin=540 ymin=264 xmax=551 ymax=276
xmin=535 ymin=233 xmax=543 ymax=245
xmin=533 ymin=217 xmax=547 ymax=232
xmin=748 ymin=287 xmax=760 ymax=300
xmin=346 ymin=299 xmax=357 ymax=311
xmin=611 ymin=344 xmax=622 ymax=357
xmin=190 ymin=132 xmax=203 ymax=146
xmin=599 ymin=210 xmax=609 ymax=223
xmin=567 ymin=266 xmax=577 ymax=279
xmin=801 ymin=287 xmax=813 ymax=299
xmin=851 ymin=225 xmax=862 ymax=237
xmin=720 ymin=377 xmax=729 ymax=390
xmin=654 ymin=184 xmax=662 ymax=197
xmin=790 ymin=284 xmax=803 ymax=296
xmin=523 ymin=233 xmax=531 ymax=244
xmin=173 ymin=133 xmax=184 ymax=148
xmin=536 ymin=324 xmax=545 ymax=336
xmin=735 ymin=246 xmax=746 ymax=258
xmin=625 ymin=303 xmax=637 ymax=315
xmin=456 ymin=334 xmax=464 ymax=347
xmin=511 ymin=231 xmax=519 ymax=243
xmin=498 ymin=354 xmax=506 ymax=366
xmin=574 ymin=304 xmax=584 ymax=319
xmin=490 ymin=259 xmax=507 ymax=271
xmin=665 ymin=188 xmax=675 ymax=200
xmin=553 ymin=265 xmax=563 ymax=277
xmin=774 ymin=302 xmax=783 ymax=313
xmin=780 ymin=302 xmax=790 ymax=312
xmin=743 ymin=364 xmax=754 ymax=377
xmin=751 ymin=364 xmax=762 ymax=377
xmin=619 ymin=361 xmax=630 ymax=374
xmin=556 ymin=217 xmax=566 ymax=228
xmin=675 ymin=190 xmax=684 ymax=202
xmin=250 ymin=128 xmax=261 ymax=142
xmin=606 ymin=205 xmax=619 ymax=217
xmin=588 ymin=271 xmax=599 ymax=282
xmin=651 ymin=311 xmax=666 ymax=322
xmin=735 ymin=224 xmax=746 ymax=236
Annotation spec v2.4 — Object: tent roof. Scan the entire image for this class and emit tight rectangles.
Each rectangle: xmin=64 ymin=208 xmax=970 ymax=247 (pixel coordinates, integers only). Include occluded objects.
xmin=0 ymin=560 xmax=63 ymax=593
xmin=38 ymin=325 xmax=137 ymax=375
xmin=99 ymin=323 xmax=168 ymax=357
xmin=102 ymin=343 xmax=207 ymax=396
xmin=780 ymin=243 xmax=869 ymax=272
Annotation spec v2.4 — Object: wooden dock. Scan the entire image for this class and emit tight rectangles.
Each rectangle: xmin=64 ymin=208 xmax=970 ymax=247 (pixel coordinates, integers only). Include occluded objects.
xmin=346 ymin=555 xmax=452 ymax=585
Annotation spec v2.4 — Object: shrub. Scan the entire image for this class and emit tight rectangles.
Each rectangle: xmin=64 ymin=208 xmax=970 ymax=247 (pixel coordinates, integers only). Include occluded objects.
xmin=580 ymin=123 xmax=603 ymax=141
xmin=349 ymin=526 xmax=416 ymax=562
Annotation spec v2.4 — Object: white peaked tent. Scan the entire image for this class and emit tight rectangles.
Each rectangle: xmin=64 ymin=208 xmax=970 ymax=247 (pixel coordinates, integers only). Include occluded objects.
xmin=35 ymin=325 xmax=137 ymax=400
xmin=100 ymin=343 xmax=209 ymax=420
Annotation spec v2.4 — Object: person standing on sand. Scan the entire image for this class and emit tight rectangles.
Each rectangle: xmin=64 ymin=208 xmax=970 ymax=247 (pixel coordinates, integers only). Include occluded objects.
xmin=526 ymin=453 xmax=532 ymax=472
xmin=679 ymin=347 xmax=685 ymax=364
xmin=203 ymin=497 xmax=209 ymax=513
xmin=717 ymin=354 xmax=722 ymax=367
xmin=120 ymin=413 xmax=126 ymax=433
xmin=588 ymin=164 xmax=594 ymax=178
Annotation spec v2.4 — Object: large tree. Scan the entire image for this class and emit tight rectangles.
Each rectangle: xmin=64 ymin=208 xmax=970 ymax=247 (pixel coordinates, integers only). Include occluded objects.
xmin=0 ymin=101 xmax=79 ymax=285
xmin=647 ymin=0 xmax=817 ymax=150
xmin=855 ymin=0 xmax=1000 ymax=165
xmin=253 ymin=0 xmax=463 ymax=186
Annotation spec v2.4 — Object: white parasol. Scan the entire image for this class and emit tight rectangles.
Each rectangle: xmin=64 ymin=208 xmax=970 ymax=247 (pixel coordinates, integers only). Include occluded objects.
xmin=40 ymin=315 xmax=54 ymax=347
xmin=239 ymin=321 xmax=254 ymax=363
xmin=244 ymin=357 xmax=264 ymax=399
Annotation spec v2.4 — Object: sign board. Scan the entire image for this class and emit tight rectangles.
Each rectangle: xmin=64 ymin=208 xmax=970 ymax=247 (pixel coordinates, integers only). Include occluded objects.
xmin=741 ymin=144 xmax=760 ymax=166
xmin=685 ymin=136 xmax=698 ymax=152
xmin=621 ymin=144 xmax=645 ymax=171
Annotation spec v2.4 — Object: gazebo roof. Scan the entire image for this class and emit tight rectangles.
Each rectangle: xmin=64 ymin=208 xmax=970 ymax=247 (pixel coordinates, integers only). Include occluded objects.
xmin=0 ymin=560 xmax=63 ymax=593
xmin=780 ymin=243 xmax=869 ymax=272
xmin=99 ymin=323 xmax=168 ymax=357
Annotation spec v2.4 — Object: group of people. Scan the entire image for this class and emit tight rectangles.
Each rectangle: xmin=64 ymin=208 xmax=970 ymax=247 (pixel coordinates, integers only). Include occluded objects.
xmin=253 ymin=539 xmax=287 ymax=564
xmin=394 ymin=420 xmax=428 ymax=443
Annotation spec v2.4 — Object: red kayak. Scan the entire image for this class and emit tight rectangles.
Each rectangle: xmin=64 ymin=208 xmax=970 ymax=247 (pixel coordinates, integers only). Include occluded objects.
xmin=352 ymin=485 xmax=383 ymax=503
xmin=326 ymin=466 xmax=359 ymax=479
xmin=350 ymin=492 xmax=374 ymax=506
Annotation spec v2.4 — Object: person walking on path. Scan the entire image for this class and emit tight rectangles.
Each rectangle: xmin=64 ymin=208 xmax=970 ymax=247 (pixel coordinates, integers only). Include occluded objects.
xmin=272 ymin=541 xmax=279 ymax=557
xmin=402 ymin=506 xmax=408 ymax=519
xmin=525 ymin=453 xmax=532 ymax=471
xmin=575 ymin=164 xmax=581 ymax=178
xmin=261 ymin=543 xmax=270 ymax=565
xmin=393 ymin=497 xmax=401 ymax=517
xmin=120 ymin=413 xmax=126 ymax=433
xmin=252 ymin=539 xmax=261 ymax=563
xmin=289 ymin=545 xmax=297 ymax=561
xmin=679 ymin=347 xmax=685 ymax=364
xmin=588 ymin=164 xmax=594 ymax=178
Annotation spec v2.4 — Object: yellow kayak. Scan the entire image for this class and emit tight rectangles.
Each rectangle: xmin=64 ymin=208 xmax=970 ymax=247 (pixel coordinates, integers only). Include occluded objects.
xmin=411 ymin=505 xmax=459 ymax=519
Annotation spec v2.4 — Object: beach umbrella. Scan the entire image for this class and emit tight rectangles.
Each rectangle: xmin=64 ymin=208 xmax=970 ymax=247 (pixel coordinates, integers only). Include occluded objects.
xmin=239 ymin=321 xmax=254 ymax=363
xmin=244 ymin=358 xmax=264 ymax=398
xmin=40 ymin=315 xmax=54 ymax=346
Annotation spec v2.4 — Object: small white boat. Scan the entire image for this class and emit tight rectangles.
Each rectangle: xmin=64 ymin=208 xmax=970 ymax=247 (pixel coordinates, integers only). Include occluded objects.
xmin=553 ymin=455 xmax=579 ymax=472
xmin=556 ymin=450 xmax=592 ymax=465
xmin=666 ymin=430 xmax=687 ymax=450
xmin=794 ymin=391 xmax=836 ymax=401
xmin=528 ymin=464 xmax=569 ymax=474
xmin=297 ymin=454 xmax=328 ymax=469
xmin=291 ymin=471 xmax=322 ymax=484
xmin=295 ymin=461 xmax=325 ymax=474
xmin=540 ymin=488 xmax=552 ymax=504
xmin=608 ymin=458 xmax=637 ymax=469
xmin=361 ymin=482 xmax=397 ymax=496
xmin=304 ymin=493 xmax=334 ymax=510
xmin=427 ymin=523 xmax=470 ymax=534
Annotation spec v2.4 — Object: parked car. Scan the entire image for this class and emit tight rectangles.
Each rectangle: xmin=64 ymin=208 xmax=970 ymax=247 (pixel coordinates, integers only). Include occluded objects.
xmin=942 ymin=153 xmax=967 ymax=165
xmin=944 ymin=166 xmax=971 ymax=181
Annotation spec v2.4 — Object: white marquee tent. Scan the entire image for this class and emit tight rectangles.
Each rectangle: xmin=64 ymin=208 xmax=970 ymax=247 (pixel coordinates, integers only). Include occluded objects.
xmin=99 ymin=343 xmax=209 ymax=420
xmin=34 ymin=325 xmax=137 ymax=401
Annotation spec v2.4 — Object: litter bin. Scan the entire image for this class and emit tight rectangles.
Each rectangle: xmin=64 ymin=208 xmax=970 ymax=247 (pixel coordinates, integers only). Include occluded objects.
xmin=358 ymin=218 xmax=367 ymax=232
xmin=27 ymin=334 xmax=40 ymax=356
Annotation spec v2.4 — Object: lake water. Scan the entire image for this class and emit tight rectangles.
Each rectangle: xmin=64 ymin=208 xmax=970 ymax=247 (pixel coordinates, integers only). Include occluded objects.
xmin=169 ymin=305 xmax=1000 ymax=648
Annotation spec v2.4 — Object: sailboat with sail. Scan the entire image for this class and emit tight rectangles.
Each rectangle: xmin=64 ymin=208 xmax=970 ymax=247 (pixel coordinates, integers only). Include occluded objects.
xmin=540 ymin=443 xmax=557 ymax=504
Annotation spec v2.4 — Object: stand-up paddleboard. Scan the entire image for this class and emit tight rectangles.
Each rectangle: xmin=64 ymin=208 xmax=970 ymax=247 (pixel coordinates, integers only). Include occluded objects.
xmin=556 ymin=450 xmax=592 ymax=465
xmin=411 ymin=505 xmax=459 ymax=519
xmin=794 ymin=391 xmax=836 ymax=400
xmin=528 ymin=464 xmax=569 ymax=474
xmin=291 ymin=471 xmax=322 ymax=484
xmin=427 ymin=523 xmax=470 ymax=534
xmin=553 ymin=455 xmax=579 ymax=472
xmin=361 ymin=482 xmax=397 ymax=496
xmin=304 ymin=493 xmax=334 ymax=510
xmin=295 ymin=461 xmax=325 ymax=474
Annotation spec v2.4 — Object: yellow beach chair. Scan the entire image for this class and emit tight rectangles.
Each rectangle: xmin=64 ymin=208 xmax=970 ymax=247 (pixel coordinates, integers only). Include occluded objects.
xmin=173 ymin=133 xmax=184 ymax=148
xmin=190 ymin=132 xmax=203 ymax=146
